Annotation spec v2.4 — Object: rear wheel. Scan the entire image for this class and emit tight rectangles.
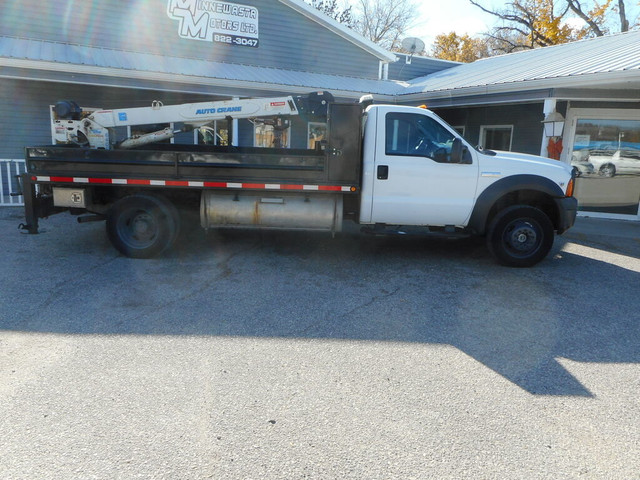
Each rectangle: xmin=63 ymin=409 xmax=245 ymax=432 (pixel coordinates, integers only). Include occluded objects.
xmin=106 ymin=194 xmax=179 ymax=258
xmin=486 ymin=205 xmax=554 ymax=267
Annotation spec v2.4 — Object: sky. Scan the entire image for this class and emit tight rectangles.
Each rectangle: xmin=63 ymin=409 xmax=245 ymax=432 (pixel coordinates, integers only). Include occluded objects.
xmin=366 ymin=0 xmax=640 ymax=51
xmin=405 ymin=0 xmax=498 ymax=46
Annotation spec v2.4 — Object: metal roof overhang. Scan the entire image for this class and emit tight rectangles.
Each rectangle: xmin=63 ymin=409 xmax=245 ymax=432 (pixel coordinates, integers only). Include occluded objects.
xmin=398 ymin=70 xmax=640 ymax=107
xmin=0 ymin=55 xmax=403 ymax=101
xmin=2 ymin=36 xmax=639 ymax=107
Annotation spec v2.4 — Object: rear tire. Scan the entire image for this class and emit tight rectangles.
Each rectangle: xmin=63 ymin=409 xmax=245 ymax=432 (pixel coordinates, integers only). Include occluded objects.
xmin=486 ymin=205 xmax=554 ymax=267
xmin=106 ymin=194 xmax=179 ymax=258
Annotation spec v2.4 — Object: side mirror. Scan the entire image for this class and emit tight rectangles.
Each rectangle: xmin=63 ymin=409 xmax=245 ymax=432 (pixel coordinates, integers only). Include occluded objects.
xmin=450 ymin=138 xmax=463 ymax=163
xmin=450 ymin=138 xmax=472 ymax=164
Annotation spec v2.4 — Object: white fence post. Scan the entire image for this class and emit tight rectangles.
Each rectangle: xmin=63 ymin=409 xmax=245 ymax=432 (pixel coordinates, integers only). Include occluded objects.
xmin=0 ymin=159 xmax=26 ymax=206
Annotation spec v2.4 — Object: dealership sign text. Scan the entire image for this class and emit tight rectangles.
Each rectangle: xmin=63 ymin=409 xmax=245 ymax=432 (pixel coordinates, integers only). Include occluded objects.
xmin=167 ymin=0 xmax=259 ymax=47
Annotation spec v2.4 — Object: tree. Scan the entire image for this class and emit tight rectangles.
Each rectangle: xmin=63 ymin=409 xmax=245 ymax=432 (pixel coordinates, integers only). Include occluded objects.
xmin=431 ymin=32 xmax=491 ymax=62
xmin=350 ymin=0 xmax=421 ymax=51
xmin=307 ymin=0 xmax=422 ymax=51
xmin=307 ymin=0 xmax=354 ymax=26
xmin=469 ymin=0 xmax=633 ymax=53
xmin=614 ymin=0 xmax=630 ymax=31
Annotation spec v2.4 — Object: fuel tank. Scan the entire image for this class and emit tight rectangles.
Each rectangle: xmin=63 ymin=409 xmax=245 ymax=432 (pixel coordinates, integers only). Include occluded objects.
xmin=200 ymin=192 xmax=343 ymax=232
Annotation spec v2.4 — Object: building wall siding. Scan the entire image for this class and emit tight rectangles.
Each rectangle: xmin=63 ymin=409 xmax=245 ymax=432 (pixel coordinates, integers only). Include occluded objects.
xmin=1 ymin=0 xmax=381 ymax=79
xmin=0 ymin=78 xmax=327 ymax=157
xmin=388 ymin=55 xmax=458 ymax=82
xmin=0 ymin=79 xmax=49 ymax=159
xmin=0 ymin=78 xmax=233 ymax=158
xmin=434 ymin=103 xmax=545 ymax=155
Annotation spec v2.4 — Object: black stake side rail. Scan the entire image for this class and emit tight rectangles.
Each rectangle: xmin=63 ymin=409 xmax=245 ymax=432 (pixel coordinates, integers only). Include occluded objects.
xmin=20 ymin=143 xmax=361 ymax=234
xmin=24 ymin=143 xmax=361 ymax=186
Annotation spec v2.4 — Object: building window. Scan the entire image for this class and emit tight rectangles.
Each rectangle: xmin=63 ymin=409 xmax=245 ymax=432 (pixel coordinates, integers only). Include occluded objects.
xmin=453 ymin=126 xmax=465 ymax=137
xmin=196 ymin=120 xmax=229 ymax=146
xmin=565 ymin=108 xmax=640 ymax=218
xmin=254 ymin=121 xmax=290 ymax=148
xmin=480 ymin=125 xmax=513 ymax=151
xmin=308 ymin=122 xmax=327 ymax=149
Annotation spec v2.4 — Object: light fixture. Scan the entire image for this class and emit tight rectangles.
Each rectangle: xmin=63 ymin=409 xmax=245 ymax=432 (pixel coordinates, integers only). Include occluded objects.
xmin=542 ymin=110 xmax=565 ymax=137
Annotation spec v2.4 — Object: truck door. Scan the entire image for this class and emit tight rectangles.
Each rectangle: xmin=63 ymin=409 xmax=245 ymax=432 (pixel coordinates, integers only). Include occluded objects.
xmin=370 ymin=110 xmax=479 ymax=226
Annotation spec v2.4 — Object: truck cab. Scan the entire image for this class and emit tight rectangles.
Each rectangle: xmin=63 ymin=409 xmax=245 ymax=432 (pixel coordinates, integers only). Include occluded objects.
xmin=360 ymin=105 xmax=479 ymax=227
xmin=359 ymin=104 xmax=577 ymax=266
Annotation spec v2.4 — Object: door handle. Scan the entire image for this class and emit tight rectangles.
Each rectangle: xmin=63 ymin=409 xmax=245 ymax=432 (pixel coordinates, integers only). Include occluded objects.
xmin=377 ymin=165 xmax=389 ymax=180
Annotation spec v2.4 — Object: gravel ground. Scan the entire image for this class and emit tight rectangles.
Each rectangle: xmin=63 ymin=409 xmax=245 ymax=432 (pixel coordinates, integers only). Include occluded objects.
xmin=1 ymin=206 xmax=639 ymax=479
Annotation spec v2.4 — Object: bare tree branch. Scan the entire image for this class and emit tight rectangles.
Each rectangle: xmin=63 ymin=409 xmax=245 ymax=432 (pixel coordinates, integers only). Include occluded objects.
xmin=485 ymin=31 xmax=533 ymax=52
xmin=618 ymin=0 xmax=630 ymax=31
xmin=352 ymin=0 xmax=420 ymax=50
xmin=468 ymin=0 xmax=506 ymax=18
xmin=469 ymin=1 xmax=560 ymax=48
xmin=565 ymin=0 xmax=606 ymax=35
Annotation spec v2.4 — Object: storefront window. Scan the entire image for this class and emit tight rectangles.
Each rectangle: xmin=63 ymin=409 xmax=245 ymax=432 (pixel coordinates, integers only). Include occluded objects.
xmin=569 ymin=117 xmax=640 ymax=216
xmin=254 ymin=121 xmax=290 ymax=148
xmin=196 ymin=120 xmax=229 ymax=146
xmin=308 ymin=122 xmax=327 ymax=149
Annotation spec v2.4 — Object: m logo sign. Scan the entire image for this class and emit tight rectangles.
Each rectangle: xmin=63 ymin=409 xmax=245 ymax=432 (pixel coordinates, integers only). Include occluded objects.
xmin=167 ymin=0 xmax=259 ymax=47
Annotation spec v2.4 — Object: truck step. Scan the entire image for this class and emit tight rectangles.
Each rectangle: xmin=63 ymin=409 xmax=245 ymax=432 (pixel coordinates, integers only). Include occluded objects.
xmin=360 ymin=225 xmax=470 ymax=239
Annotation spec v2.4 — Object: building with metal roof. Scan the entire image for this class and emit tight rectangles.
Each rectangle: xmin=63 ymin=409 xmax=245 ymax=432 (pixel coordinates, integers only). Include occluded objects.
xmin=402 ymin=29 xmax=640 ymax=103
xmin=395 ymin=31 xmax=640 ymax=220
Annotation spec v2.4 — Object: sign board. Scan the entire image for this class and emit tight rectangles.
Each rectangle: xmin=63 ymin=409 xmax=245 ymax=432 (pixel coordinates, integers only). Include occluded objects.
xmin=167 ymin=0 xmax=259 ymax=47
xmin=574 ymin=134 xmax=591 ymax=147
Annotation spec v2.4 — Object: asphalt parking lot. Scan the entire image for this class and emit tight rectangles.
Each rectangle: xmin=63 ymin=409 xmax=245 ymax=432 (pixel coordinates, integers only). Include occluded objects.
xmin=1 ymin=206 xmax=639 ymax=479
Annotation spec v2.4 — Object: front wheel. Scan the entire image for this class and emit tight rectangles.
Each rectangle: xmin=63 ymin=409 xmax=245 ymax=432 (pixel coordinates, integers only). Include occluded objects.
xmin=106 ymin=194 xmax=179 ymax=258
xmin=486 ymin=205 xmax=554 ymax=267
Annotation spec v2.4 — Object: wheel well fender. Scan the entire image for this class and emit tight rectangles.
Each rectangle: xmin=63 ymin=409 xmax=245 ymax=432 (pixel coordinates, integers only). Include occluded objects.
xmin=468 ymin=175 xmax=564 ymax=235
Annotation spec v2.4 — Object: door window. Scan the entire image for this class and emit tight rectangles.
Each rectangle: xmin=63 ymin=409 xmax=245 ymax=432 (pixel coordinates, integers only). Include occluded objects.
xmin=385 ymin=112 xmax=458 ymax=163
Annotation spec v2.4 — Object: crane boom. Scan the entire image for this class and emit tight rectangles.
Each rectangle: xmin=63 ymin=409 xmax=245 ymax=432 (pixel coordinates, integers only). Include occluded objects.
xmin=52 ymin=91 xmax=333 ymax=149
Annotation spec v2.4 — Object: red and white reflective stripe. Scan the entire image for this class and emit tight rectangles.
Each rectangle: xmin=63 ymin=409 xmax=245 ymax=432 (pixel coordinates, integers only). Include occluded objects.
xmin=33 ymin=176 xmax=354 ymax=192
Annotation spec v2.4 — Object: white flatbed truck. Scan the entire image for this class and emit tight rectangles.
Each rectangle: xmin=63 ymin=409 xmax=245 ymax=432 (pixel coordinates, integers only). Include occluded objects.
xmin=20 ymin=92 xmax=577 ymax=267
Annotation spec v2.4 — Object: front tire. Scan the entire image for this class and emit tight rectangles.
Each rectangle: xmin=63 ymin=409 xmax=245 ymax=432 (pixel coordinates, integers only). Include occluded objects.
xmin=486 ymin=205 xmax=554 ymax=267
xmin=106 ymin=194 xmax=179 ymax=258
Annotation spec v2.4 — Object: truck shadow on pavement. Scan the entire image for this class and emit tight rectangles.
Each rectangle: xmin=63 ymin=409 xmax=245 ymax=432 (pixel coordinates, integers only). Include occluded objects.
xmin=2 ymin=211 xmax=639 ymax=397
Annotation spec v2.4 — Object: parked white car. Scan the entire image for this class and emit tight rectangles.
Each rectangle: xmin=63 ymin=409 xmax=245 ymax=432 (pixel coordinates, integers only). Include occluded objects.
xmin=570 ymin=150 xmax=595 ymax=176
xmin=588 ymin=148 xmax=640 ymax=177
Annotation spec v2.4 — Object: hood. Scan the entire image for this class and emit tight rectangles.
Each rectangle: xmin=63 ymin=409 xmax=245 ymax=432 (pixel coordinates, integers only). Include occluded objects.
xmin=476 ymin=149 xmax=574 ymax=192
xmin=488 ymin=150 xmax=572 ymax=173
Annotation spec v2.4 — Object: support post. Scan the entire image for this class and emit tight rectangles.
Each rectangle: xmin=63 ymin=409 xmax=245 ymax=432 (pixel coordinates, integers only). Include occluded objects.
xmin=540 ymin=98 xmax=557 ymax=158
